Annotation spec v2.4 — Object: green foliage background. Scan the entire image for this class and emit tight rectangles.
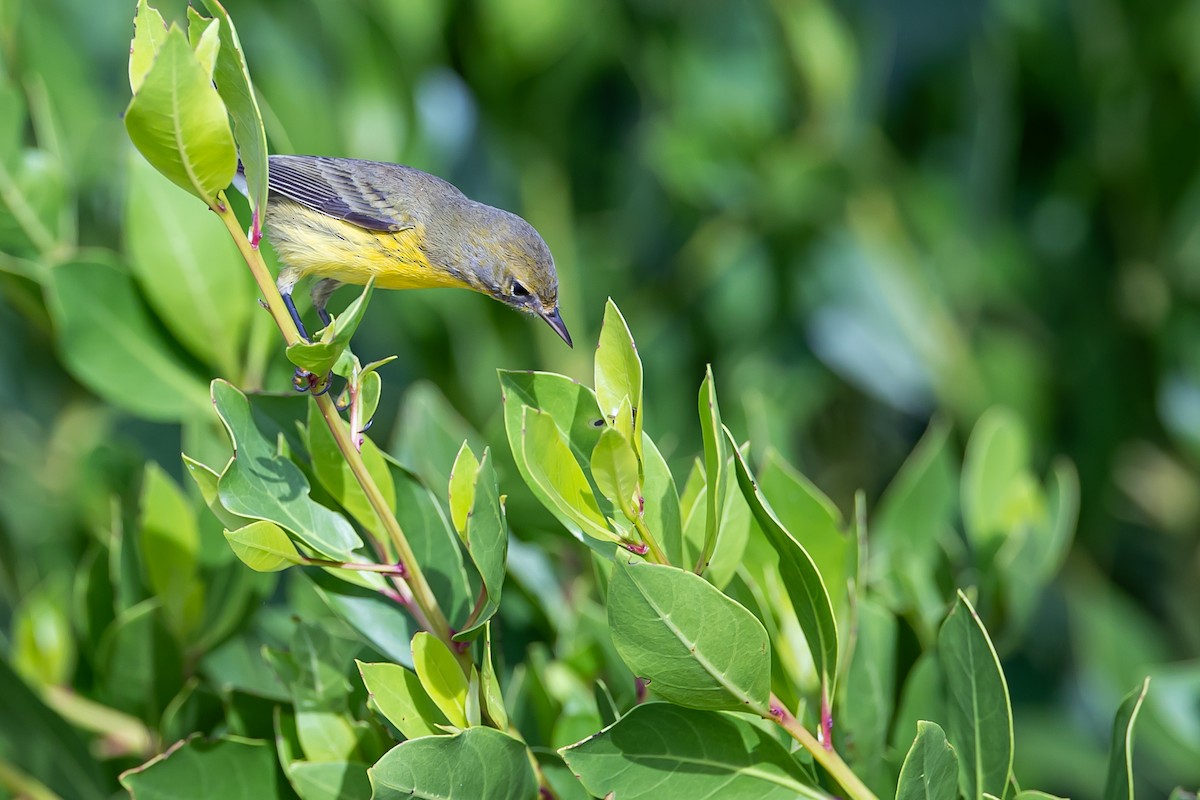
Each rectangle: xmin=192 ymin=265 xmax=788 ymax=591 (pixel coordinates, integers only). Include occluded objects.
xmin=2 ymin=0 xmax=1199 ymax=798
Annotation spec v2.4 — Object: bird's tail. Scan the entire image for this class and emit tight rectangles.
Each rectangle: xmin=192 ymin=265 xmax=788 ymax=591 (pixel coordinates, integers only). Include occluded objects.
xmin=231 ymin=159 xmax=249 ymax=198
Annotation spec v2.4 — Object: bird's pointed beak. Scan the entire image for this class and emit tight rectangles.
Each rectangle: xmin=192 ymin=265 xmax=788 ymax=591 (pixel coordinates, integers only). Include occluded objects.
xmin=539 ymin=307 xmax=573 ymax=348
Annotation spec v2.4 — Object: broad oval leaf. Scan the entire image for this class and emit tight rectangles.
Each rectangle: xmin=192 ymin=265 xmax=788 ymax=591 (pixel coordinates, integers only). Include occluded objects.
xmin=410 ymin=632 xmax=468 ymax=729
xmin=211 ymin=380 xmax=363 ymax=559
xmin=1103 ymin=677 xmax=1150 ymax=800
xmin=896 ymin=721 xmax=959 ymax=800
xmin=561 ymin=703 xmax=822 ymax=800
xmin=120 ymin=736 xmax=277 ymax=798
xmin=46 ymin=258 xmax=209 ymax=421
xmin=938 ymin=591 xmax=1013 ymax=800
xmin=125 ymin=25 xmax=236 ymax=205
xmin=369 ymin=727 xmax=536 ymax=800
xmin=223 ymin=520 xmax=302 ymax=572
xmin=727 ymin=428 xmax=839 ymax=690
xmin=357 ymin=661 xmax=448 ymax=741
xmin=607 ymin=558 xmax=770 ymax=713
xmin=126 ymin=153 xmax=252 ymax=376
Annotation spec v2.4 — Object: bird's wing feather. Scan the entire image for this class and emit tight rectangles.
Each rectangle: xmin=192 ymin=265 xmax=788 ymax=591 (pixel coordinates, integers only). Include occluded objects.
xmin=265 ymin=156 xmax=426 ymax=232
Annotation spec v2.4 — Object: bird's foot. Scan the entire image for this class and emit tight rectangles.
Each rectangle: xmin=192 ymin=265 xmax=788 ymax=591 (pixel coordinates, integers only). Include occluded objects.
xmin=292 ymin=368 xmax=332 ymax=396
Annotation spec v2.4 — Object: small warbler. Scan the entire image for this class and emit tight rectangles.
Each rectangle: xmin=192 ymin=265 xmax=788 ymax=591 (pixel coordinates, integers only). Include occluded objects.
xmin=239 ymin=155 xmax=571 ymax=347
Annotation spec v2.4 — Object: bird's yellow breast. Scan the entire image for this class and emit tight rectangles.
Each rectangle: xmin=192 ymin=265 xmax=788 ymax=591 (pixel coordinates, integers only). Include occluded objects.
xmin=267 ymin=203 xmax=470 ymax=291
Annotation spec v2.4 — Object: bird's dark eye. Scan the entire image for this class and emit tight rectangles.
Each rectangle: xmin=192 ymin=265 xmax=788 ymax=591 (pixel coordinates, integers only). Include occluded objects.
xmin=512 ymin=282 xmax=530 ymax=298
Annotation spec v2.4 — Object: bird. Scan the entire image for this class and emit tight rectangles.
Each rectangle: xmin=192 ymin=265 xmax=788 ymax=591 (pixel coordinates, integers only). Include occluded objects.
xmin=237 ymin=155 xmax=572 ymax=349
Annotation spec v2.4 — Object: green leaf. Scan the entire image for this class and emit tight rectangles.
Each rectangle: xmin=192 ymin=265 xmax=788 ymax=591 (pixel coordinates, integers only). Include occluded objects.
xmin=120 ymin=736 xmax=277 ymax=798
xmin=125 ymin=152 xmax=251 ymax=375
xmin=390 ymin=462 xmax=473 ymax=630
xmin=842 ymin=599 xmax=897 ymax=793
xmin=1104 ymin=678 xmax=1150 ymax=800
xmin=125 ymin=25 xmax=237 ymax=205
xmin=591 ymin=426 xmax=642 ymax=520
xmin=288 ymin=761 xmax=372 ymax=800
xmin=447 ymin=441 xmax=479 ymax=537
xmin=481 ymin=624 xmax=509 ymax=730
xmin=97 ymin=599 xmax=183 ymax=722
xmin=696 ymin=364 xmax=727 ymax=572
xmin=224 ymin=520 xmax=302 ymax=572
xmin=198 ymin=0 xmax=269 ymax=236
xmin=455 ymin=449 xmax=508 ymax=639
xmin=727 ymin=428 xmax=839 ymax=691
xmin=758 ymin=449 xmax=852 ymax=622
xmin=962 ymin=407 xmax=1030 ymax=547
xmin=295 ymin=710 xmax=366 ymax=762
xmin=607 ymin=558 xmax=770 ymax=712
xmin=287 ymin=280 xmax=374 ymax=374
xmin=183 ymin=454 xmax=247 ymax=530
xmin=11 ymin=583 xmax=75 ymax=688
xmin=306 ymin=399 xmax=395 ymax=540
xmin=891 ymin=653 xmax=945 ymax=755
xmin=498 ymin=370 xmax=608 ymax=487
xmin=186 ymin=11 xmax=220 ymax=77
xmin=45 ymin=258 xmax=209 ymax=421
xmin=706 ymin=454 xmax=752 ymax=590
xmin=305 ymin=571 xmax=415 ymax=668
xmin=938 ymin=591 xmax=1013 ymax=800
xmin=595 ymin=298 xmax=644 ymax=452
xmin=560 ymin=703 xmax=823 ymax=800
xmin=519 ymin=405 xmax=615 ymax=543
xmin=139 ymin=462 xmax=203 ymax=639
xmin=641 ymin=433 xmax=683 ymax=565
xmin=369 ymin=727 xmax=537 ymax=800
xmin=411 ymin=632 xmax=469 ymax=728
xmin=358 ymin=661 xmax=448 ymax=740
xmin=896 ymin=721 xmax=959 ymax=800
xmin=128 ymin=0 xmax=168 ymax=94
xmin=212 ymin=380 xmax=363 ymax=560
xmin=1013 ymin=793 xmax=1068 ymax=800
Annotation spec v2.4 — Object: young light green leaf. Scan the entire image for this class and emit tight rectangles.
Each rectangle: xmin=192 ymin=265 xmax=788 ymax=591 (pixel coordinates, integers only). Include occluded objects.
xmin=938 ymin=591 xmax=1013 ymax=800
xmin=561 ymin=703 xmax=823 ymax=800
xmin=46 ymin=258 xmax=210 ymax=421
xmin=128 ymin=0 xmax=168 ymax=95
xmin=591 ymin=426 xmax=642 ymax=521
xmin=198 ymin=0 xmax=269 ymax=238
xmin=223 ymin=520 xmax=302 ymax=572
xmin=357 ymin=661 xmax=448 ymax=740
xmin=448 ymin=441 xmax=479 ymax=538
xmin=465 ymin=667 xmax=482 ymax=728
xmin=595 ymin=298 xmax=644 ymax=452
xmin=186 ymin=11 xmax=220 ymax=78
xmin=519 ymin=405 xmax=615 ymax=543
xmin=1104 ymin=677 xmax=1150 ymax=800
xmin=481 ymin=624 xmax=508 ymax=730
xmin=607 ymin=558 xmax=770 ymax=713
xmin=120 ymin=736 xmax=277 ymax=798
xmin=211 ymin=380 xmax=363 ymax=559
xmin=369 ymin=728 xmax=536 ymax=800
xmin=411 ymin=632 xmax=469 ymax=729
xmin=727 ymin=428 xmax=839 ymax=692
xmin=896 ymin=721 xmax=959 ymax=800
xmin=286 ymin=280 xmax=374 ymax=375
xmin=695 ymin=364 xmax=727 ymax=573
xmin=183 ymin=454 xmax=246 ymax=531
xmin=125 ymin=25 xmax=236 ymax=206
xmin=454 ymin=449 xmax=507 ymax=639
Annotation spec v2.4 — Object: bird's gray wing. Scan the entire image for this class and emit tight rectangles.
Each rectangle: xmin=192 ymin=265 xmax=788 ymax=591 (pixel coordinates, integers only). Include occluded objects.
xmin=263 ymin=155 xmax=423 ymax=232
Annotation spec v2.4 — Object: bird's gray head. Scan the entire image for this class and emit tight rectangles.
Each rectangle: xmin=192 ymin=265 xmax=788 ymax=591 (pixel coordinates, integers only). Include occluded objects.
xmin=452 ymin=202 xmax=571 ymax=347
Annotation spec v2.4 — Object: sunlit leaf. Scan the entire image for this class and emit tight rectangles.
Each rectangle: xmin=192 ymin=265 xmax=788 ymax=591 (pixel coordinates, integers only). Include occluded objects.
xmin=358 ymin=661 xmax=448 ymax=740
xmin=128 ymin=0 xmax=168 ymax=95
xmin=607 ymin=557 xmax=770 ymax=713
xmin=591 ymin=425 xmax=641 ymax=521
xmin=448 ymin=441 xmax=479 ymax=538
xmin=125 ymin=25 xmax=236 ymax=205
xmin=411 ymin=632 xmax=469 ymax=729
xmin=223 ymin=520 xmax=302 ymax=572
xmin=595 ymin=298 xmax=644 ymax=455
xmin=454 ymin=449 xmax=507 ymax=639
xmin=518 ymin=405 xmax=614 ymax=543
xmin=561 ymin=703 xmax=822 ymax=800
xmin=287 ymin=280 xmax=373 ymax=374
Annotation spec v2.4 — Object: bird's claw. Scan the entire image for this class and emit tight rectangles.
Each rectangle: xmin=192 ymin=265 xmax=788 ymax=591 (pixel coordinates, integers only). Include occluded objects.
xmin=292 ymin=368 xmax=332 ymax=396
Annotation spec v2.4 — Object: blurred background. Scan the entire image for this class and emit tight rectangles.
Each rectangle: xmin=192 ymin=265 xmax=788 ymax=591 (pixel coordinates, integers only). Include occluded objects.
xmin=2 ymin=0 xmax=1199 ymax=796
